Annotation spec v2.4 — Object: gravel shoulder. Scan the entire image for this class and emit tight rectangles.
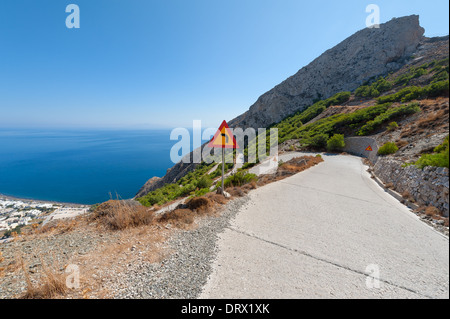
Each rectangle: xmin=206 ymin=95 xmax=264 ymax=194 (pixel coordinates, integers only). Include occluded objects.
xmin=111 ymin=197 xmax=249 ymax=299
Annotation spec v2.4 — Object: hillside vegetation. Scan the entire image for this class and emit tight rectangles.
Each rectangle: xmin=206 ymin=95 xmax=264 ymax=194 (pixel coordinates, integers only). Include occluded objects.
xmin=273 ymin=57 xmax=448 ymax=149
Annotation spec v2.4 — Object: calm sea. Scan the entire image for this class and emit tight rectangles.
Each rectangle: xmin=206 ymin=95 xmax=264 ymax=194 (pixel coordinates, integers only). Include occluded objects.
xmin=0 ymin=129 xmax=177 ymax=205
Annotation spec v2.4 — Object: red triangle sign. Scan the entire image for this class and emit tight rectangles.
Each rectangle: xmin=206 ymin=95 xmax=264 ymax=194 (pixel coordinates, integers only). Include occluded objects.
xmin=208 ymin=120 xmax=239 ymax=149
xmin=365 ymin=145 xmax=373 ymax=151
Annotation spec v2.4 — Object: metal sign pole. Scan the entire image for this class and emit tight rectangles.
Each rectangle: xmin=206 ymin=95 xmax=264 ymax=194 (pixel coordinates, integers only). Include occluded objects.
xmin=221 ymin=147 xmax=225 ymax=194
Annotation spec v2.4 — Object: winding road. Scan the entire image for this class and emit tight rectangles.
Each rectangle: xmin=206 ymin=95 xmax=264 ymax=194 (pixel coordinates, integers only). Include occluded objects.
xmin=200 ymin=153 xmax=449 ymax=299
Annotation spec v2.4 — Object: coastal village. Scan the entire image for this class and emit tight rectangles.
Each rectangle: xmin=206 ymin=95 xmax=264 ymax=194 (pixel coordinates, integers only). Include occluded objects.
xmin=0 ymin=195 xmax=89 ymax=240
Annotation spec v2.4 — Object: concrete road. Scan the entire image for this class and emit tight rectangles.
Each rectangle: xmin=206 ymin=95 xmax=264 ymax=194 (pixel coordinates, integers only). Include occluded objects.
xmin=200 ymin=153 xmax=449 ymax=299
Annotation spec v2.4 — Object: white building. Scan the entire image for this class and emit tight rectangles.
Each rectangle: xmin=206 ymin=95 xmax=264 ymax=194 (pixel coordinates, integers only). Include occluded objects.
xmin=37 ymin=203 xmax=53 ymax=209
xmin=18 ymin=217 xmax=31 ymax=226
xmin=28 ymin=209 xmax=42 ymax=217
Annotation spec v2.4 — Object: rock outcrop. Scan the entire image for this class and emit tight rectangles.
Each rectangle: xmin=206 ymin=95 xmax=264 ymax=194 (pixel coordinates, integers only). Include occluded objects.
xmin=229 ymin=15 xmax=424 ymax=129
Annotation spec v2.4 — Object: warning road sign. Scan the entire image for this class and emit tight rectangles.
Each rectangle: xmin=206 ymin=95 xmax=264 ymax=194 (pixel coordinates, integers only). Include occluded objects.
xmin=208 ymin=120 xmax=239 ymax=149
xmin=365 ymin=145 xmax=373 ymax=151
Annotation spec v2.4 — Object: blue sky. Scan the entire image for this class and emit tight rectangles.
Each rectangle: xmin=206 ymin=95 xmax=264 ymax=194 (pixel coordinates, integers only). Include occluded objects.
xmin=0 ymin=0 xmax=448 ymax=130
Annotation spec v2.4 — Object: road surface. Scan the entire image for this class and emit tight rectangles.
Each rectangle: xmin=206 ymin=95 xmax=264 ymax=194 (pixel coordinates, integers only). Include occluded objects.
xmin=200 ymin=153 xmax=449 ymax=299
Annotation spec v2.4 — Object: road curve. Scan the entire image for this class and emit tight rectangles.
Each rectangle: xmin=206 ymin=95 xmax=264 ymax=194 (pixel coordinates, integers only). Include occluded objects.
xmin=200 ymin=153 xmax=449 ymax=299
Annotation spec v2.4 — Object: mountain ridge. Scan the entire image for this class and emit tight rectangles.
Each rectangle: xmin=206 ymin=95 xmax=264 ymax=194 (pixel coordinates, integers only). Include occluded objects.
xmin=229 ymin=15 xmax=425 ymax=129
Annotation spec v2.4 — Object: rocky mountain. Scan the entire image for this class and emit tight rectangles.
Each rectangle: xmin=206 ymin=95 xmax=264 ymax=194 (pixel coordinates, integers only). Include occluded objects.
xmin=229 ymin=15 xmax=424 ymax=129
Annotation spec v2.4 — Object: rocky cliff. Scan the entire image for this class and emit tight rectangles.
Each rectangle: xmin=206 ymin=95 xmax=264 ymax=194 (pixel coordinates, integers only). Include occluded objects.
xmin=229 ymin=15 xmax=424 ymax=129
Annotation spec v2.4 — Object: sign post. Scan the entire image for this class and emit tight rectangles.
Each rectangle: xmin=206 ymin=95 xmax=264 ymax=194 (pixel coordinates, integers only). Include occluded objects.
xmin=222 ymin=147 xmax=225 ymax=191
xmin=208 ymin=120 xmax=239 ymax=195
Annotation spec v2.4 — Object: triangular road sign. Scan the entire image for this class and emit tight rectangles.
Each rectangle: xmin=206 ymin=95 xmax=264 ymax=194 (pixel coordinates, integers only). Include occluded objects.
xmin=208 ymin=120 xmax=239 ymax=149
xmin=365 ymin=145 xmax=373 ymax=151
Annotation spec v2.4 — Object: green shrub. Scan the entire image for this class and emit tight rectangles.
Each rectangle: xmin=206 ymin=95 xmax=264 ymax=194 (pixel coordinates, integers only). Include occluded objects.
xmin=209 ymin=163 xmax=234 ymax=179
xmin=432 ymin=70 xmax=449 ymax=83
xmin=138 ymin=162 xmax=219 ymax=207
xmin=373 ymin=77 xmax=393 ymax=93
xmin=196 ymin=175 xmax=212 ymax=189
xmin=377 ymin=80 xmax=449 ymax=104
xmin=414 ymin=136 xmax=449 ymax=169
xmin=358 ymin=103 xmax=420 ymax=135
xmin=224 ymin=171 xmax=257 ymax=187
xmin=241 ymin=161 xmax=258 ymax=170
xmin=355 ymin=77 xmax=392 ymax=98
xmin=308 ymin=133 xmax=329 ymax=149
xmin=325 ymin=91 xmax=351 ymax=106
xmin=327 ymin=134 xmax=345 ymax=152
xmin=425 ymin=80 xmax=450 ymax=97
xmin=415 ymin=152 xmax=449 ymax=169
xmin=193 ymin=188 xmax=210 ymax=197
xmin=4 ymin=225 xmax=23 ymax=238
xmin=377 ymin=142 xmax=399 ymax=155
xmin=393 ymin=66 xmax=428 ymax=86
xmin=355 ymin=85 xmax=371 ymax=97
xmin=296 ymin=102 xmax=326 ymax=124
xmin=387 ymin=122 xmax=399 ymax=131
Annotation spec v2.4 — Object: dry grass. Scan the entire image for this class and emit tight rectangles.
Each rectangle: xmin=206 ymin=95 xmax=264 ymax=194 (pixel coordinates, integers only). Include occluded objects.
xmin=417 ymin=109 xmax=447 ymax=129
xmin=157 ymin=196 xmax=216 ymax=229
xmin=416 ymin=206 xmax=447 ymax=221
xmin=280 ymin=156 xmax=323 ymax=173
xmin=401 ymin=190 xmax=415 ymax=202
xmin=257 ymin=156 xmax=324 ymax=186
xmin=33 ymin=218 xmax=80 ymax=236
xmin=186 ymin=197 xmax=214 ymax=214
xmin=19 ymin=256 xmax=68 ymax=299
xmin=425 ymin=206 xmax=442 ymax=218
xmin=396 ymin=140 xmax=409 ymax=149
xmin=158 ymin=209 xmax=196 ymax=228
xmin=385 ymin=182 xmax=395 ymax=189
xmin=90 ymin=200 xmax=155 ymax=231
xmin=400 ymin=100 xmax=449 ymax=139
xmin=226 ymin=187 xmax=247 ymax=197
xmin=205 ymin=193 xmax=229 ymax=205
xmin=69 ymin=224 xmax=170 ymax=299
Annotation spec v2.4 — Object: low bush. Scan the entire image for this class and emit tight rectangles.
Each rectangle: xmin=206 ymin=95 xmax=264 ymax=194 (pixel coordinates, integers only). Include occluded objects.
xmin=91 ymin=200 xmax=154 ymax=230
xmin=224 ymin=171 xmax=257 ymax=188
xmin=307 ymin=133 xmax=329 ymax=149
xmin=158 ymin=209 xmax=195 ymax=227
xmin=355 ymin=77 xmax=392 ymax=98
xmin=327 ymin=134 xmax=345 ymax=152
xmin=196 ymin=175 xmax=212 ymax=189
xmin=20 ymin=257 xmax=68 ymax=299
xmin=325 ymin=91 xmax=351 ymax=106
xmin=209 ymin=163 xmax=234 ymax=179
xmin=358 ymin=103 xmax=420 ymax=135
xmin=377 ymin=142 xmax=399 ymax=155
xmin=241 ymin=161 xmax=258 ymax=170
xmin=377 ymin=80 xmax=449 ymax=104
xmin=186 ymin=196 xmax=213 ymax=214
xmin=414 ymin=136 xmax=449 ymax=169
xmin=387 ymin=121 xmax=399 ymax=131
